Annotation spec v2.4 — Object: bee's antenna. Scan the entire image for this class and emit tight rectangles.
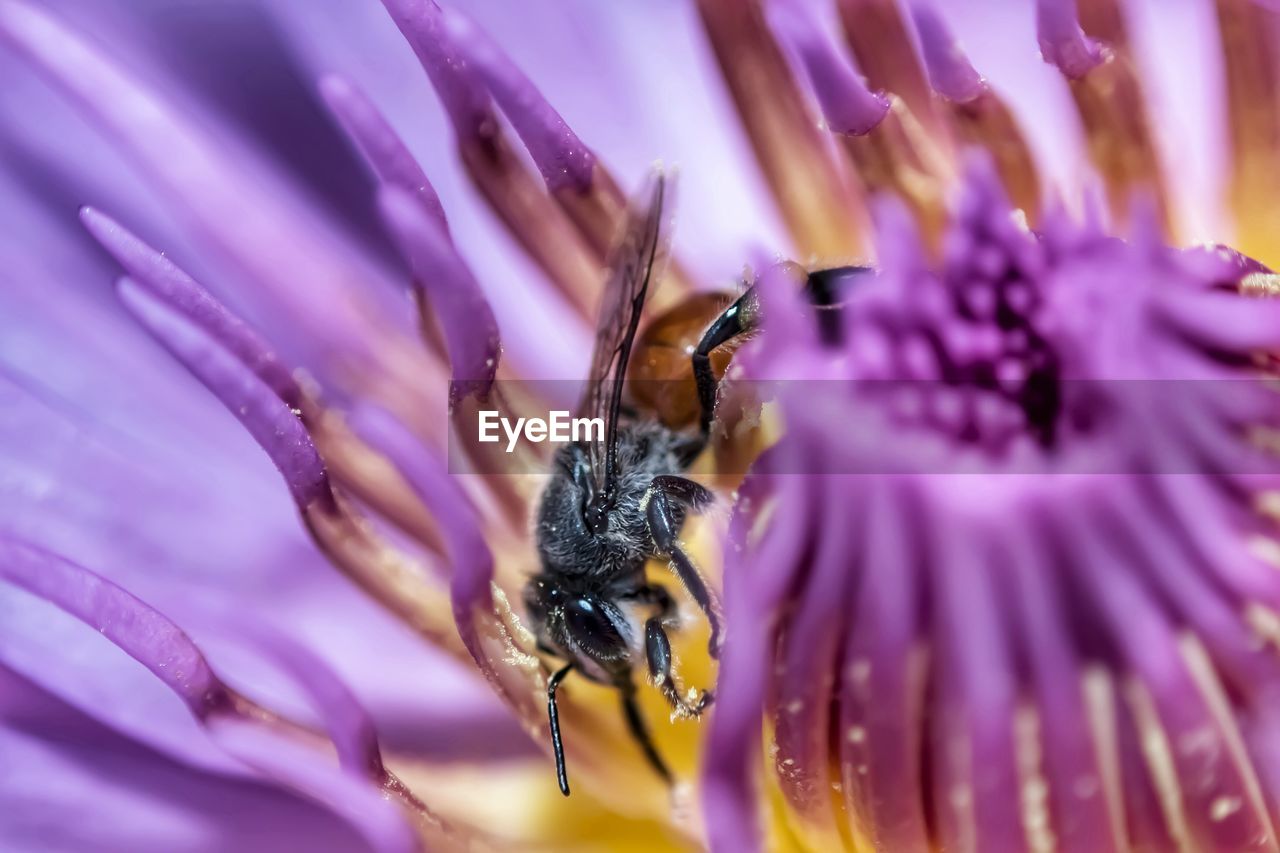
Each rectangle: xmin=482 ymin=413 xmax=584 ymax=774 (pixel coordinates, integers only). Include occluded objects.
xmin=547 ymin=663 xmax=575 ymax=796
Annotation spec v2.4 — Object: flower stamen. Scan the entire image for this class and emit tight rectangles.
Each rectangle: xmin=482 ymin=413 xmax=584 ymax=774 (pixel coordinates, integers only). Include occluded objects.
xmin=912 ymin=5 xmax=1042 ymax=220
xmin=1037 ymin=0 xmax=1171 ymax=233
xmin=440 ymin=5 xmax=699 ymax=310
xmin=111 ymin=253 xmax=465 ymax=656
xmin=380 ymin=0 xmax=600 ymax=317
xmin=835 ymin=0 xmax=943 ymax=137
xmin=774 ymin=2 xmax=951 ymax=247
xmin=1215 ymin=0 xmax=1280 ymax=266
xmin=0 ymin=537 xmax=442 ymax=849
xmin=696 ymin=0 xmax=868 ymax=261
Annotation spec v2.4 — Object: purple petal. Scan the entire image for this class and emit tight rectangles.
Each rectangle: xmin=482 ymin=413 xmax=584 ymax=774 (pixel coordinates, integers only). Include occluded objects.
xmin=318 ymin=73 xmax=450 ymax=233
xmin=377 ymin=0 xmax=493 ymax=138
xmin=0 ymin=538 xmax=419 ymax=851
xmin=346 ymin=405 xmax=493 ymax=661
xmin=910 ymin=2 xmax=986 ymax=103
xmin=80 ymin=207 xmax=300 ymax=406
xmin=770 ymin=0 xmax=891 ymax=135
xmin=116 ymin=277 xmax=331 ymax=510
xmin=0 ymin=0 xmax=408 ymax=379
xmin=0 ymin=665 xmax=373 ymax=853
xmin=377 ymin=185 xmax=500 ymax=401
xmin=1035 ymin=0 xmax=1105 ymax=79
xmin=440 ymin=5 xmax=595 ymax=192
xmin=0 ymin=536 xmax=227 ymax=715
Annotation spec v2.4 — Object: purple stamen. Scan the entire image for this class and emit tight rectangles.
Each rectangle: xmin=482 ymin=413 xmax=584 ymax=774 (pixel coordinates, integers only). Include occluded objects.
xmin=208 ymin=721 xmax=420 ymax=853
xmin=704 ymin=459 xmax=817 ymax=852
xmin=928 ymin=509 xmax=1023 ymax=849
xmin=1066 ymin=504 xmax=1275 ymax=849
xmin=377 ymin=185 xmax=500 ymax=403
xmin=1182 ymin=243 xmax=1276 ymax=284
xmin=838 ymin=479 xmax=930 ymax=850
xmin=0 ymin=536 xmax=229 ymax=717
xmin=348 ymin=405 xmax=489 ymax=594
xmin=1036 ymin=0 xmax=1106 ymax=79
xmin=349 ymin=405 xmax=544 ymax=731
xmin=909 ymin=3 xmax=986 ymax=103
xmin=378 ymin=0 xmax=494 ymax=139
xmin=252 ymin=629 xmax=385 ymax=780
xmin=1 ymin=0 xmax=389 ymax=370
xmin=770 ymin=0 xmax=890 ymax=135
xmin=116 ymin=277 xmax=331 ymax=510
xmin=771 ymin=477 xmax=859 ymax=828
xmin=440 ymin=7 xmax=595 ymax=193
xmin=1002 ymin=520 xmax=1115 ymax=851
xmin=80 ymin=208 xmax=300 ymax=406
xmin=712 ymin=156 xmax=1280 ymax=847
xmin=319 ymin=74 xmax=450 ymax=234
xmin=0 ymin=537 xmax=423 ymax=849
xmin=348 ymin=405 xmax=496 ymax=662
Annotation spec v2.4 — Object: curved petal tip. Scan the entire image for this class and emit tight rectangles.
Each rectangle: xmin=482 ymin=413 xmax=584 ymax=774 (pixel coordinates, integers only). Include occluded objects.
xmin=439 ymin=5 xmax=595 ymax=192
xmin=116 ymin=277 xmax=331 ymax=510
xmin=376 ymin=185 xmax=500 ymax=401
xmin=910 ymin=3 xmax=986 ymax=103
xmin=1036 ymin=0 xmax=1106 ymax=79
xmin=80 ymin=207 xmax=301 ymax=405
xmin=771 ymin=0 xmax=890 ymax=135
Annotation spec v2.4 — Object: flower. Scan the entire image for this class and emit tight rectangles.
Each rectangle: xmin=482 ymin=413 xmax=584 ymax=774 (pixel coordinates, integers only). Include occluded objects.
xmin=4 ymin=0 xmax=1280 ymax=851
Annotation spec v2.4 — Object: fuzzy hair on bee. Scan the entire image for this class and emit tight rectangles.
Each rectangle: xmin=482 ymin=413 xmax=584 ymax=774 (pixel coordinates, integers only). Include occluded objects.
xmin=524 ymin=169 xmax=872 ymax=797
xmin=523 ymin=173 xmax=722 ymax=797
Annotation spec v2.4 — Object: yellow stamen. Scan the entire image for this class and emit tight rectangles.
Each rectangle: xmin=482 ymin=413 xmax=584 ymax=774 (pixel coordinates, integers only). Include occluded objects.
xmin=1066 ymin=48 xmax=1173 ymax=235
xmin=461 ymin=133 xmax=601 ymax=317
xmin=1216 ymin=0 xmax=1280 ymax=266
xmin=944 ymin=89 xmax=1042 ymax=223
xmin=838 ymin=96 xmax=952 ymax=247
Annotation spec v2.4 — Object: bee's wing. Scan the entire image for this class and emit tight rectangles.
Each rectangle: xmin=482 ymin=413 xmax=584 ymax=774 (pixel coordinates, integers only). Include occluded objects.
xmin=580 ymin=171 xmax=671 ymax=497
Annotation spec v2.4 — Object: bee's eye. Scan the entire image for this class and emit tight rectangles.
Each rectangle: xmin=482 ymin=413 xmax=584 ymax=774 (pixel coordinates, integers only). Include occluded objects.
xmin=565 ymin=597 xmax=626 ymax=659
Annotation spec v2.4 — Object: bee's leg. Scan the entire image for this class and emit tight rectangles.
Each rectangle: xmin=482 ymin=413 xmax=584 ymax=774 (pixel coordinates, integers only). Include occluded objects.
xmin=624 ymin=583 xmax=714 ymax=713
xmin=693 ymin=265 xmax=872 ymax=433
xmin=649 ymin=474 xmax=715 ymax=510
xmin=645 ymin=615 xmax=714 ymax=716
xmin=618 ymin=679 xmax=673 ymax=786
xmin=546 ymin=663 xmax=574 ymax=796
xmin=646 ymin=476 xmax=722 ymax=657
xmin=693 ymin=287 xmax=760 ymax=436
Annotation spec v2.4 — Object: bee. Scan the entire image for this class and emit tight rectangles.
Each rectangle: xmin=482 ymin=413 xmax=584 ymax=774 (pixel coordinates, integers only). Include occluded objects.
xmin=526 ymin=172 xmax=870 ymax=795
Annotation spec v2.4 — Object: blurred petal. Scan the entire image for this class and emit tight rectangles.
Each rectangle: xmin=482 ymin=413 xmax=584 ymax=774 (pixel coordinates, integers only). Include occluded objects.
xmin=0 ymin=0 xmax=409 ymax=380
xmin=0 ymin=665 xmax=374 ymax=853
xmin=0 ymin=540 xmax=421 ymax=851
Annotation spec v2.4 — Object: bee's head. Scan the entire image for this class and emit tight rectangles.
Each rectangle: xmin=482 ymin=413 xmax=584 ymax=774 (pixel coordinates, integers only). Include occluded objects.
xmin=525 ymin=577 xmax=633 ymax=671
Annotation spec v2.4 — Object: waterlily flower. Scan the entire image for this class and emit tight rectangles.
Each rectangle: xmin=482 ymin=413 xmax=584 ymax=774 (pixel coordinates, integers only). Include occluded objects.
xmin=4 ymin=0 xmax=1280 ymax=851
